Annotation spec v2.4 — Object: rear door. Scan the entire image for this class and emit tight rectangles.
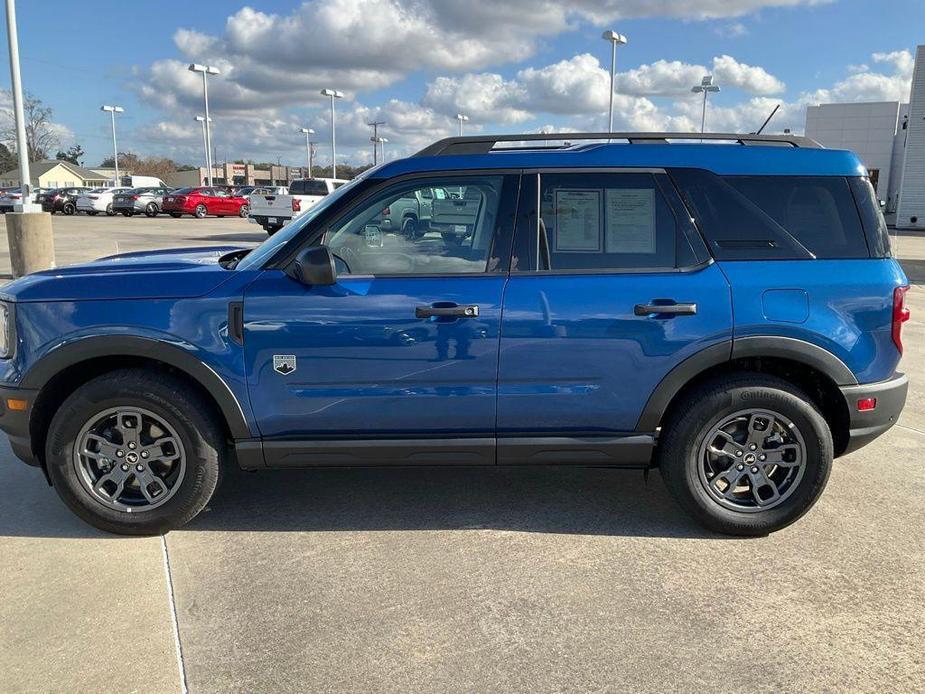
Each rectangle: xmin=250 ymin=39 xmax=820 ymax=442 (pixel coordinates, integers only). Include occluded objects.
xmin=497 ymin=170 xmax=733 ymax=462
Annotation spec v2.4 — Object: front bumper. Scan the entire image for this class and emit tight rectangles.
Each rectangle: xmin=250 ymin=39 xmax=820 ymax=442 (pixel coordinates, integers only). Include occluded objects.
xmin=839 ymin=373 xmax=908 ymax=455
xmin=0 ymin=384 xmax=39 ymax=465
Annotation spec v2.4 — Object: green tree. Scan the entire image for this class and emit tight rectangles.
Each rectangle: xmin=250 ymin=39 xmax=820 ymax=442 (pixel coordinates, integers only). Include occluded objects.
xmin=0 ymin=142 xmax=16 ymax=173
xmin=55 ymin=143 xmax=85 ymax=165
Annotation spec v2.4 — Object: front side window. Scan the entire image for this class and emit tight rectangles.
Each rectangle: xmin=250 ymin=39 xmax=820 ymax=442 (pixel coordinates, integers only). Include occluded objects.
xmin=533 ymin=172 xmax=680 ymax=271
xmin=324 ymin=176 xmax=508 ymax=276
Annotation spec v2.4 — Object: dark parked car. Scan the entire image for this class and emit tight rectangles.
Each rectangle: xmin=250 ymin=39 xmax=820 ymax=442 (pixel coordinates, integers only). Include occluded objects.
xmin=38 ymin=187 xmax=93 ymax=215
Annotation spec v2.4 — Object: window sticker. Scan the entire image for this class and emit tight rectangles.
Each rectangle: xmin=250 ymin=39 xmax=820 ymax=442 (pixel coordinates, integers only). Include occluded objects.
xmin=554 ymin=189 xmax=602 ymax=252
xmin=605 ymin=188 xmax=656 ymax=254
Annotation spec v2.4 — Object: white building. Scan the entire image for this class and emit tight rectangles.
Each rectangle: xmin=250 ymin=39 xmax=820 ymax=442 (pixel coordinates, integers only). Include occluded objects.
xmin=804 ymin=44 xmax=925 ymax=229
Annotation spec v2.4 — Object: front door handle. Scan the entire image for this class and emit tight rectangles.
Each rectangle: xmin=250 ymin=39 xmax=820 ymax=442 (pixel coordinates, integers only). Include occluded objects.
xmin=415 ymin=304 xmax=480 ymax=319
xmin=634 ymin=302 xmax=697 ymax=316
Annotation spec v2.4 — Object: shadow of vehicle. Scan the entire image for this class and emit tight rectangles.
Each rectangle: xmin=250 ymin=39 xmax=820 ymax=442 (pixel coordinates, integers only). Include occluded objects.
xmin=184 ymin=233 xmax=266 ymax=243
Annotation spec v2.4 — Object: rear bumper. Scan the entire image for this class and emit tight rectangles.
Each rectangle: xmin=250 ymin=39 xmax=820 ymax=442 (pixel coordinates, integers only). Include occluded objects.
xmin=839 ymin=373 xmax=908 ymax=455
xmin=0 ymin=384 xmax=39 ymax=466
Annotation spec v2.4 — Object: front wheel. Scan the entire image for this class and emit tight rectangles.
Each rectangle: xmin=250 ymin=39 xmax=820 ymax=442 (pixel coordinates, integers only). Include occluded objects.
xmin=121 ymin=210 xmax=133 ymax=217
xmin=658 ymin=374 xmax=833 ymax=536
xmin=144 ymin=203 xmax=159 ymax=217
xmin=194 ymin=204 xmax=208 ymax=219
xmin=105 ymin=203 xmax=115 ymax=216
xmin=239 ymin=204 xmax=249 ymax=218
xmin=45 ymin=369 xmax=223 ymax=535
xmin=62 ymin=202 xmax=76 ymax=215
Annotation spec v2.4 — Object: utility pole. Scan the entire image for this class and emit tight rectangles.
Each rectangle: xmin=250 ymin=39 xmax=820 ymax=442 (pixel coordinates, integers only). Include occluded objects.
xmin=367 ymin=119 xmax=386 ymax=164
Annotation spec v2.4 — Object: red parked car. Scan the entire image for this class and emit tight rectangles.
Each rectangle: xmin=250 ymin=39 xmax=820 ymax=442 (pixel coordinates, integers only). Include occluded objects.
xmin=161 ymin=187 xmax=250 ymax=219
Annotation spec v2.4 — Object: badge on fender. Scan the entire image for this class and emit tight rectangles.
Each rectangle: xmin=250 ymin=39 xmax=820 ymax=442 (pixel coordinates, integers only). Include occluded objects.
xmin=273 ymin=354 xmax=296 ymax=375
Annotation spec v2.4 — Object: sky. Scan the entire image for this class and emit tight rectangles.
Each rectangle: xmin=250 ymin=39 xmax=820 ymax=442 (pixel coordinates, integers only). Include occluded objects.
xmin=1 ymin=0 xmax=923 ymax=169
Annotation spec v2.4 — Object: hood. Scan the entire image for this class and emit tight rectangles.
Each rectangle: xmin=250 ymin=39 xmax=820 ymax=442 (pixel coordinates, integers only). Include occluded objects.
xmin=1 ymin=246 xmax=247 ymax=303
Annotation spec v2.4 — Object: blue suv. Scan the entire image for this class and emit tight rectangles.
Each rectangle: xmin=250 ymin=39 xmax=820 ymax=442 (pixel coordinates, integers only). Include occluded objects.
xmin=0 ymin=132 xmax=909 ymax=536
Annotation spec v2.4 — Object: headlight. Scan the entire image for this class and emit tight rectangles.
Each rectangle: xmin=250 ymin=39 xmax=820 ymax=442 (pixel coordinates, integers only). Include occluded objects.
xmin=0 ymin=303 xmax=13 ymax=358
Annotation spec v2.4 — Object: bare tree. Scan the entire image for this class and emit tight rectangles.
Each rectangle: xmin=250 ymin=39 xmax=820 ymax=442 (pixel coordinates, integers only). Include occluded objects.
xmin=2 ymin=93 xmax=59 ymax=161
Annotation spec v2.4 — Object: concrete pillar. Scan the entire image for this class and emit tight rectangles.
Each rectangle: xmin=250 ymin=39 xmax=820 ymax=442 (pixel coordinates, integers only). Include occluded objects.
xmin=6 ymin=212 xmax=54 ymax=277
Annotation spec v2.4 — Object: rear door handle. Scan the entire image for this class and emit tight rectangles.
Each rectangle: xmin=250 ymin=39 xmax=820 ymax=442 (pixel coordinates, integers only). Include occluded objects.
xmin=415 ymin=304 xmax=480 ymax=319
xmin=634 ymin=302 xmax=697 ymax=316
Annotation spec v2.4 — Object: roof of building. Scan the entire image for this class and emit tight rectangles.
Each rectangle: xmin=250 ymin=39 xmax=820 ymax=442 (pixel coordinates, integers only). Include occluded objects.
xmin=0 ymin=159 xmax=111 ymax=181
xmin=375 ymin=133 xmax=867 ymax=178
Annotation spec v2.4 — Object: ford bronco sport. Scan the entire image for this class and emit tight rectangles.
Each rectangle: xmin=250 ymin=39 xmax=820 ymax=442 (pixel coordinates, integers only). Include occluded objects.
xmin=0 ymin=132 xmax=908 ymax=536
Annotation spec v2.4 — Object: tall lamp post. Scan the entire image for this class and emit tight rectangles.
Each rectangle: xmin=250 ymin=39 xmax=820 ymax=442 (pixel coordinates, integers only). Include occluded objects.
xmin=188 ymin=63 xmax=220 ymax=185
xmin=299 ymin=127 xmax=315 ymax=178
xmin=320 ymin=88 xmax=344 ymax=178
xmin=691 ymin=75 xmax=720 ymax=135
xmin=456 ymin=113 xmax=469 ymax=136
xmin=601 ymin=30 xmax=628 ymax=133
xmin=100 ymin=105 xmax=124 ymax=186
xmin=194 ymin=116 xmax=212 ymax=184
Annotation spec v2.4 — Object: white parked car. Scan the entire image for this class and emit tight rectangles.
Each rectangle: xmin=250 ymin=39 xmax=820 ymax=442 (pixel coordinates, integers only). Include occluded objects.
xmin=76 ymin=187 xmax=134 ymax=216
xmin=249 ymin=178 xmax=347 ymax=235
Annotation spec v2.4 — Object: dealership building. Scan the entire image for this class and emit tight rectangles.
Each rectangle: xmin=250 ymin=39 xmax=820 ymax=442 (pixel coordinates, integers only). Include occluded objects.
xmin=165 ymin=162 xmax=309 ymax=189
xmin=805 ymin=45 xmax=925 ymax=229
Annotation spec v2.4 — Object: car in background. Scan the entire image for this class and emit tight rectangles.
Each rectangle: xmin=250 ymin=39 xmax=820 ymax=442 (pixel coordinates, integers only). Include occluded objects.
xmin=232 ymin=185 xmax=257 ymax=197
xmin=76 ymin=187 xmax=134 ymax=216
xmin=111 ymin=186 xmax=173 ymax=217
xmin=38 ymin=187 xmax=93 ymax=215
xmin=249 ymin=178 xmax=347 ymax=235
xmin=0 ymin=187 xmax=49 ymax=213
xmin=162 ymin=187 xmax=249 ymax=219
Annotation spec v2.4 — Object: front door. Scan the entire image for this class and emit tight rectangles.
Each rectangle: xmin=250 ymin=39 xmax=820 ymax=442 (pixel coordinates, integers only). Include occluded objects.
xmin=243 ymin=173 xmax=520 ymax=465
xmin=497 ymin=170 xmax=733 ymax=462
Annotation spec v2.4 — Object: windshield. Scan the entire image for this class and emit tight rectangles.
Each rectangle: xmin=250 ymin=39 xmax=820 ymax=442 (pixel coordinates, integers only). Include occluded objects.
xmin=236 ymin=173 xmax=371 ymax=271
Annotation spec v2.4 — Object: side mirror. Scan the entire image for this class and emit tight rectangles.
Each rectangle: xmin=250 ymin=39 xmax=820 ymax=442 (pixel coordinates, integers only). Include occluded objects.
xmin=286 ymin=245 xmax=337 ymax=286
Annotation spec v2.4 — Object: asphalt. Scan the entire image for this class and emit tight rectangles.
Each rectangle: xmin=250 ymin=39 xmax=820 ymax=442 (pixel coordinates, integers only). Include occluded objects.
xmin=0 ymin=215 xmax=923 ymax=693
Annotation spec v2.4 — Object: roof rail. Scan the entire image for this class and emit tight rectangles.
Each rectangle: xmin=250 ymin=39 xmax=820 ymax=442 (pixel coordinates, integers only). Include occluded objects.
xmin=414 ymin=132 xmax=823 ymax=157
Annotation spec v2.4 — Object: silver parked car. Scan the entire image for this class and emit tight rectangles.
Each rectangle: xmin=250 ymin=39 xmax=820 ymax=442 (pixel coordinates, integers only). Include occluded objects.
xmin=111 ymin=186 xmax=173 ymax=217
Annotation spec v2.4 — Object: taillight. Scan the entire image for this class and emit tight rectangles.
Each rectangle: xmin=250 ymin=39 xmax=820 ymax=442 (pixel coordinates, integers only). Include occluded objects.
xmin=292 ymin=198 xmax=301 ymax=212
xmin=382 ymin=206 xmax=390 ymax=216
xmin=131 ymin=195 xmax=140 ymax=200
xmin=892 ymin=285 xmax=911 ymax=354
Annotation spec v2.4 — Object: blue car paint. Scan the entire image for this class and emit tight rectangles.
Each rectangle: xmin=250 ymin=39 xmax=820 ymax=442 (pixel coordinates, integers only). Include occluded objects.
xmin=0 ymin=141 xmax=906 ymax=459
xmin=243 ymin=270 xmax=506 ymax=438
xmin=719 ymin=259 xmax=907 ymax=384
xmin=497 ymin=262 xmax=733 ymax=434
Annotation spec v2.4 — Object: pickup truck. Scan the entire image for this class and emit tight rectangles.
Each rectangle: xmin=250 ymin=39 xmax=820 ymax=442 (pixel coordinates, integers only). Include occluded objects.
xmin=375 ymin=185 xmax=482 ymax=245
xmin=249 ymin=178 xmax=347 ymax=235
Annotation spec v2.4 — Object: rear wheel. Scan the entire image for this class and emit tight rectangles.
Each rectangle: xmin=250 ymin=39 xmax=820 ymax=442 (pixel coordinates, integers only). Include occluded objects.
xmin=121 ymin=210 xmax=133 ymax=217
xmin=194 ymin=204 xmax=208 ymax=219
xmin=62 ymin=202 xmax=76 ymax=215
xmin=45 ymin=369 xmax=224 ymax=535
xmin=239 ymin=204 xmax=250 ymax=218
xmin=658 ymin=374 xmax=832 ymax=536
xmin=267 ymin=225 xmax=282 ymax=236
xmin=105 ymin=203 xmax=115 ymax=216
xmin=401 ymin=217 xmax=417 ymax=239
xmin=144 ymin=202 xmax=159 ymax=217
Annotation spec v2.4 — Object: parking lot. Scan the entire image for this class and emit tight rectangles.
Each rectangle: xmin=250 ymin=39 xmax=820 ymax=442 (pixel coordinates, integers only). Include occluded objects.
xmin=0 ymin=214 xmax=923 ymax=693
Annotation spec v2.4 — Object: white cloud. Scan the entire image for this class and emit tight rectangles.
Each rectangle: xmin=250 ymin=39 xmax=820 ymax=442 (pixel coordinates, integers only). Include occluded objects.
xmin=802 ymin=49 xmax=914 ymax=104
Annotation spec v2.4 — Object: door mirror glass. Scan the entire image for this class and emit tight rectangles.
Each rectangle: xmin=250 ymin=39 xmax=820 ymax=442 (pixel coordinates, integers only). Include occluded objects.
xmin=286 ymin=245 xmax=337 ymax=286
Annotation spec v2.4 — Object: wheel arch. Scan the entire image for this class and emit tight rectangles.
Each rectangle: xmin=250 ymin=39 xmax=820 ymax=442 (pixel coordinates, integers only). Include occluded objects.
xmin=23 ymin=336 xmax=251 ymax=465
xmin=639 ymin=337 xmax=854 ymax=456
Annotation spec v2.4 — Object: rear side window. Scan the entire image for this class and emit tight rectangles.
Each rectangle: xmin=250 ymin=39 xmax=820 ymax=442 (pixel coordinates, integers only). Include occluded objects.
xmin=290 ymin=180 xmax=329 ymax=195
xmin=670 ymin=169 xmax=869 ymax=260
xmin=532 ymin=172 xmax=681 ymax=271
xmin=848 ymin=177 xmax=891 ymax=258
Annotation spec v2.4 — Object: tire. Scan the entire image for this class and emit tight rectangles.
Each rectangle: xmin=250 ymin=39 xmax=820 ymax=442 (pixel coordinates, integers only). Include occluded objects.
xmin=401 ymin=217 xmax=417 ymax=239
xmin=105 ymin=203 xmax=115 ymax=216
xmin=267 ymin=225 xmax=282 ymax=236
xmin=169 ymin=213 xmax=182 ymax=218
xmin=45 ymin=369 xmax=224 ymax=536
xmin=62 ymin=202 xmax=76 ymax=215
xmin=194 ymin=204 xmax=208 ymax=219
xmin=121 ymin=210 xmax=133 ymax=217
xmin=144 ymin=203 xmax=159 ymax=218
xmin=239 ymin=204 xmax=249 ymax=218
xmin=657 ymin=373 xmax=833 ymax=536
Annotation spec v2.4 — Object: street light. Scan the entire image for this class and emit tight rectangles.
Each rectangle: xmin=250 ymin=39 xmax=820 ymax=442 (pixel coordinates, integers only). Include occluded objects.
xmin=320 ymin=88 xmax=344 ymax=178
xmin=189 ymin=63 xmax=220 ymax=185
xmin=194 ymin=116 xmax=212 ymax=184
xmin=100 ymin=105 xmax=124 ymax=186
xmin=371 ymin=136 xmax=388 ymax=163
xmin=456 ymin=113 xmax=469 ymax=136
xmin=299 ymin=127 xmax=315 ymax=178
xmin=691 ymin=75 xmax=721 ymax=135
xmin=601 ymin=30 xmax=628 ymax=133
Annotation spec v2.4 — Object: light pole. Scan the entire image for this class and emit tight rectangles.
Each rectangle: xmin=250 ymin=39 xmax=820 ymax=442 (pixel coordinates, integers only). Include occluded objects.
xmin=691 ymin=75 xmax=720 ymax=135
xmin=6 ymin=0 xmax=37 ymax=210
xmin=601 ymin=30 xmax=628 ymax=133
xmin=100 ymin=105 xmax=124 ymax=186
xmin=194 ymin=116 xmax=212 ymax=184
xmin=299 ymin=127 xmax=315 ymax=178
xmin=189 ymin=63 xmax=220 ymax=185
xmin=371 ymin=136 xmax=388 ymax=163
xmin=320 ymin=88 xmax=344 ymax=178
xmin=456 ymin=113 xmax=469 ymax=136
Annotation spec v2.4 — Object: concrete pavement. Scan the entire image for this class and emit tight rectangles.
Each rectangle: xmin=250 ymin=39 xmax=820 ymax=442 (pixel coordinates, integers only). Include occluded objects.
xmin=0 ymin=215 xmax=923 ymax=693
